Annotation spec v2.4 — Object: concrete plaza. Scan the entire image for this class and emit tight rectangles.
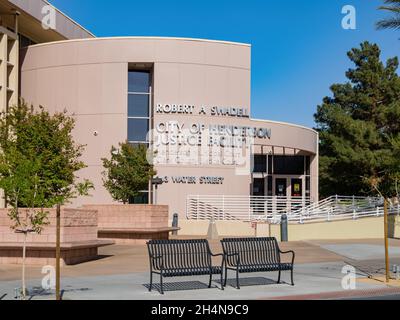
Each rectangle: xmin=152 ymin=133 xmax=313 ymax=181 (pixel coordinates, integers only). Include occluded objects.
xmin=1 ymin=239 xmax=400 ymax=300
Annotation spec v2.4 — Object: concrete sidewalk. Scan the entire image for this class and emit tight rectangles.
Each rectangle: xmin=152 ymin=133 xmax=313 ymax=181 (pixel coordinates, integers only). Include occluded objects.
xmin=0 ymin=240 xmax=344 ymax=282
xmin=1 ymin=239 xmax=400 ymax=300
xmin=0 ymin=261 xmax=391 ymax=300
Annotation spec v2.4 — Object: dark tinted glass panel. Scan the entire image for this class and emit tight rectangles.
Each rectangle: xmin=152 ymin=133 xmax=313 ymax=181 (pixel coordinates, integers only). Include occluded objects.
xmin=267 ymin=176 xmax=273 ymax=196
xmin=19 ymin=34 xmax=34 ymax=48
xmin=129 ymin=192 xmax=149 ymax=204
xmin=253 ymin=155 xmax=266 ymax=173
xmin=128 ymin=119 xmax=149 ymax=142
xmin=306 ymin=177 xmax=311 ymax=197
xmin=129 ymin=142 xmax=150 ymax=148
xmin=128 ymin=94 xmax=149 ymax=117
xmin=273 ymin=156 xmax=305 ymax=175
xmin=252 ymin=178 xmax=265 ymax=196
xmin=275 ymin=178 xmax=287 ymax=197
xmin=268 ymin=155 xmax=273 ymax=174
xmin=128 ymin=71 xmax=150 ymax=93
xmin=306 ymin=156 xmax=311 ymax=175
xmin=291 ymin=178 xmax=303 ymax=197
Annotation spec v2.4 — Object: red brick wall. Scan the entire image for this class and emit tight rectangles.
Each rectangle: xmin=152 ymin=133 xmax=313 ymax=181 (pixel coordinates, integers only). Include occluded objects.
xmin=0 ymin=207 xmax=98 ymax=244
xmin=82 ymin=204 xmax=169 ymax=230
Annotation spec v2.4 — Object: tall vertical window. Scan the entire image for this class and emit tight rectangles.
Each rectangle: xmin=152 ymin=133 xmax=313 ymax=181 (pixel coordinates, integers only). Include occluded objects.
xmin=305 ymin=156 xmax=311 ymax=198
xmin=128 ymin=70 xmax=151 ymax=145
xmin=127 ymin=70 xmax=151 ymax=204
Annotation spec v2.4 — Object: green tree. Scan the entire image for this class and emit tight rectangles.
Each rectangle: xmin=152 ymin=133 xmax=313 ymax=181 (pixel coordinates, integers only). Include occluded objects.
xmin=0 ymin=101 xmax=93 ymax=299
xmin=377 ymin=0 xmax=400 ymax=30
xmin=102 ymin=142 xmax=156 ymax=204
xmin=314 ymin=42 xmax=400 ymax=199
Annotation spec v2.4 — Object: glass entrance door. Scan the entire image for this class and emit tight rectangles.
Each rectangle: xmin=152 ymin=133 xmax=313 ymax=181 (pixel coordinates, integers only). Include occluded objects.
xmin=253 ymin=178 xmax=265 ymax=196
xmin=291 ymin=178 xmax=303 ymax=197
xmin=275 ymin=178 xmax=287 ymax=197
xmin=252 ymin=178 xmax=265 ymax=214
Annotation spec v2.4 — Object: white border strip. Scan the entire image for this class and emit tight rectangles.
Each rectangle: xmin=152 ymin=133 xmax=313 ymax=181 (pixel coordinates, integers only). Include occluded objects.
xmin=251 ymin=118 xmax=318 ymax=135
xmin=27 ymin=36 xmax=251 ymax=49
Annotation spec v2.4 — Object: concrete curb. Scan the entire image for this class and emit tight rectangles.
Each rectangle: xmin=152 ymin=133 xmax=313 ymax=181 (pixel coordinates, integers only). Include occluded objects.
xmin=266 ymin=287 xmax=400 ymax=300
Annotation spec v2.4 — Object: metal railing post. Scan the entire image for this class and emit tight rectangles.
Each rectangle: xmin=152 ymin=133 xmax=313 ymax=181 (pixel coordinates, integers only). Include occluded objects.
xmin=172 ymin=213 xmax=179 ymax=235
xmin=280 ymin=214 xmax=288 ymax=242
xmin=186 ymin=196 xmax=190 ymax=219
xmin=222 ymin=195 xmax=225 ymax=221
xmin=248 ymin=196 xmax=251 ymax=221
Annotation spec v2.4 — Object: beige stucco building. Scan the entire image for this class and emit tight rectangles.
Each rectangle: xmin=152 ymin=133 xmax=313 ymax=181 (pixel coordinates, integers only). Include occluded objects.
xmin=1 ymin=0 xmax=319 ymax=220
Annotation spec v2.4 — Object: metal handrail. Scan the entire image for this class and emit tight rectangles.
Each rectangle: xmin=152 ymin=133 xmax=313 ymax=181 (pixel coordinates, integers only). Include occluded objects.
xmin=186 ymin=195 xmax=400 ymax=224
xmin=186 ymin=195 xmax=311 ymax=221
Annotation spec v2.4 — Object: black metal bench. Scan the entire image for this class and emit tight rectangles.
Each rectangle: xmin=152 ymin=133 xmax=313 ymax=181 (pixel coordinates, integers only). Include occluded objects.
xmin=147 ymin=239 xmax=224 ymax=294
xmin=220 ymin=237 xmax=295 ymax=289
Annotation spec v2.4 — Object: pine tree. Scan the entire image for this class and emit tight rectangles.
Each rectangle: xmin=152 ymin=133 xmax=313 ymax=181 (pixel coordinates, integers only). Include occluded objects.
xmin=315 ymin=42 xmax=400 ymax=198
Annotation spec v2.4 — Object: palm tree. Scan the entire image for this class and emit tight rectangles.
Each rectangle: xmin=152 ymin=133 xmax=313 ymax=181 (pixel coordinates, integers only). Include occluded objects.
xmin=377 ymin=0 xmax=400 ymax=30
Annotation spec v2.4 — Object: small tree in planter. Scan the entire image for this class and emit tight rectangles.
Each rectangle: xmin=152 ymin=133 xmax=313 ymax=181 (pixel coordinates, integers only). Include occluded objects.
xmin=102 ymin=142 xmax=156 ymax=204
xmin=0 ymin=101 xmax=93 ymax=299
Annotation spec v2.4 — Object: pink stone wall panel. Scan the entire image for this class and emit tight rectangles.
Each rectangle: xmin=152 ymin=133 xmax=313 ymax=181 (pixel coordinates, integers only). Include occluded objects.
xmin=83 ymin=204 xmax=169 ymax=230
xmin=0 ymin=208 xmax=98 ymax=244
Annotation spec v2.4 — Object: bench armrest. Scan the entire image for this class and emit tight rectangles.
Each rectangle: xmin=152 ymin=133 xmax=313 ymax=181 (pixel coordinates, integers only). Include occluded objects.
xmin=148 ymin=253 xmax=164 ymax=272
xmin=209 ymin=252 xmax=225 ymax=270
xmin=224 ymin=252 xmax=240 ymax=266
xmin=279 ymin=249 xmax=295 ymax=264
xmin=210 ymin=252 xmax=224 ymax=257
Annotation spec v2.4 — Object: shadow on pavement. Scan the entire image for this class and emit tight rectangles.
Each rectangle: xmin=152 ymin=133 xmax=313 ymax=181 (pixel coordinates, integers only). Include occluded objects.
xmin=142 ymin=276 xmax=281 ymax=293
xmin=218 ymin=276 xmax=279 ymax=288
xmin=143 ymin=281 xmax=217 ymax=293
xmin=23 ymin=286 xmax=93 ymax=300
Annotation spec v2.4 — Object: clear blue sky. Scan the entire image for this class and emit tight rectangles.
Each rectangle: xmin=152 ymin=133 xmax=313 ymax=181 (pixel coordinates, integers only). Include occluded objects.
xmin=50 ymin=0 xmax=399 ymax=128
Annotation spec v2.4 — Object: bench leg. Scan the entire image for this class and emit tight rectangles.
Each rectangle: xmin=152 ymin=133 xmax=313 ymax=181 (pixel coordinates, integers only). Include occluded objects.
xmin=220 ymin=271 xmax=224 ymax=290
xmin=149 ymin=271 xmax=153 ymax=292
xmin=224 ymin=266 xmax=228 ymax=287
xmin=277 ymin=269 xmax=281 ymax=284
xmin=208 ymin=273 xmax=212 ymax=288
xmin=291 ymin=268 xmax=294 ymax=286
xmin=160 ymin=272 xmax=164 ymax=295
xmin=236 ymin=269 xmax=240 ymax=290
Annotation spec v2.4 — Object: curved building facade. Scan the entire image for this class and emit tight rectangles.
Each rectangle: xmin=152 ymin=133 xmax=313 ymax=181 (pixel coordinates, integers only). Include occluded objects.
xmin=20 ymin=37 xmax=319 ymax=218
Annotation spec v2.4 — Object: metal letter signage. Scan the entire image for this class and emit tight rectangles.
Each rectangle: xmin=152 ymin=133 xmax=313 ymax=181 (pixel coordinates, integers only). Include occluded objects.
xmin=156 ymin=104 xmax=249 ymax=118
xmin=160 ymin=176 xmax=224 ymax=185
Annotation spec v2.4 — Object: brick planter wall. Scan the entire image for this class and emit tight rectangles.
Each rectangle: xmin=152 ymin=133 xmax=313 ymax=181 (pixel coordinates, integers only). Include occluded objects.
xmin=83 ymin=204 xmax=171 ymax=244
xmin=0 ymin=208 xmax=112 ymax=265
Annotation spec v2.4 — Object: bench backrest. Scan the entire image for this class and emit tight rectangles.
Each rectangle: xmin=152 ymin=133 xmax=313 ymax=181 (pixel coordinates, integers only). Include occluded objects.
xmin=221 ymin=237 xmax=280 ymax=266
xmin=147 ymin=239 xmax=212 ymax=271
